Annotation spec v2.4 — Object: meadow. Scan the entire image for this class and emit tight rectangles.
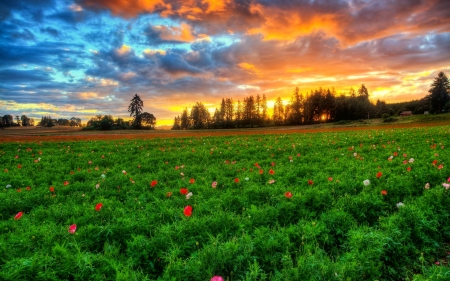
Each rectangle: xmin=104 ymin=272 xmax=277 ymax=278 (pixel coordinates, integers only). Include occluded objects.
xmin=1 ymin=125 xmax=449 ymax=280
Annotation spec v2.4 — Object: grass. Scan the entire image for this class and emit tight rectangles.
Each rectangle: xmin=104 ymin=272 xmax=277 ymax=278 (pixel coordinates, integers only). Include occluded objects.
xmin=0 ymin=124 xmax=449 ymax=280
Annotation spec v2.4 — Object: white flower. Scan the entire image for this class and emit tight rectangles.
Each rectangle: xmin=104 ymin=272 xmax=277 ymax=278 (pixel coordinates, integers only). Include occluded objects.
xmin=389 ymin=156 xmax=394 ymax=160
xmin=96 ymin=184 xmax=100 ymax=189
xmin=122 ymin=170 xmax=126 ymax=174
xmin=186 ymin=192 xmax=193 ymax=199
xmin=245 ymin=177 xmax=249 ymax=181
xmin=290 ymin=159 xmax=293 ymax=162
xmin=6 ymin=184 xmax=11 ymax=189
xmin=424 ymin=183 xmax=430 ymax=189
xmin=396 ymin=202 xmax=405 ymax=208
xmin=353 ymin=153 xmax=357 ymax=157
xmin=101 ymin=174 xmax=106 ymax=178
xmin=363 ymin=179 xmax=370 ymax=186
xmin=409 ymin=158 xmax=414 ymax=163
xmin=443 ymin=183 xmax=450 ymax=190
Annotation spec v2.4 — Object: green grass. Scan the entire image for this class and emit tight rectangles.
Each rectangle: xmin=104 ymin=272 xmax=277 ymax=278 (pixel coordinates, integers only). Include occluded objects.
xmin=1 ymin=125 xmax=450 ymax=280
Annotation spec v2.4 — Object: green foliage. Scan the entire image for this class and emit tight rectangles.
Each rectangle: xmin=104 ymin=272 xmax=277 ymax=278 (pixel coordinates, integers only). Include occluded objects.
xmin=0 ymin=126 xmax=449 ymax=280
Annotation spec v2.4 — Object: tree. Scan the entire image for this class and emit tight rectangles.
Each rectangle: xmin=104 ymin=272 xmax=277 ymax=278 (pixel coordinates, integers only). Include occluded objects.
xmin=140 ymin=112 xmax=156 ymax=129
xmin=2 ymin=115 xmax=13 ymax=126
xmin=190 ymin=102 xmax=210 ymax=129
xmin=261 ymin=94 xmax=268 ymax=125
xmin=70 ymin=117 xmax=81 ymax=127
xmin=357 ymin=84 xmax=369 ymax=99
xmin=180 ymin=108 xmax=189 ymax=129
xmin=427 ymin=71 xmax=450 ymax=113
xmin=21 ymin=115 xmax=31 ymax=126
xmin=172 ymin=116 xmax=181 ymax=130
xmin=128 ymin=94 xmax=144 ymax=128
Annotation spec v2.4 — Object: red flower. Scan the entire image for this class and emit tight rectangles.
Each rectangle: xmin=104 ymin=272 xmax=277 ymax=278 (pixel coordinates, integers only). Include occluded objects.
xmin=95 ymin=203 xmax=103 ymax=211
xmin=271 ymin=162 xmax=275 ymax=166
xmin=150 ymin=180 xmax=158 ymax=187
xmin=17 ymin=164 xmax=22 ymax=169
xmin=407 ymin=167 xmax=411 ymax=171
xmin=328 ymin=177 xmax=333 ymax=181
xmin=269 ymin=169 xmax=275 ymax=175
xmin=381 ymin=189 xmax=387 ymax=196
xmin=259 ymin=169 xmax=264 ymax=175
xmin=63 ymin=181 xmax=69 ymax=186
xmin=26 ymin=186 xmax=31 ymax=191
xmin=308 ymin=180 xmax=314 ymax=185
xmin=189 ymin=178 xmax=195 ymax=184
xmin=180 ymin=188 xmax=188 ymax=195
xmin=184 ymin=205 xmax=192 ymax=217
xmin=432 ymin=160 xmax=438 ymax=166
xmin=49 ymin=186 xmax=55 ymax=192
xmin=284 ymin=191 xmax=292 ymax=198
xmin=393 ymin=152 xmax=398 ymax=157
xmin=14 ymin=212 xmax=23 ymax=220
xmin=254 ymin=162 xmax=260 ymax=168
xmin=16 ymin=188 xmax=22 ymax=192
xmin=166 ymin=191 xmax=173 ymax=198
xmin=68 ymin=224 xmax=77 ymax=234
xmin=376 ymin=172 xmax=382 ymax=179
xmin=438 ymin=164 xmax=443 ymax=170
xmin=234 ymin=178 xmax=240 ymax=183
xmin=70 ymin=171 xmax=74 ymax=175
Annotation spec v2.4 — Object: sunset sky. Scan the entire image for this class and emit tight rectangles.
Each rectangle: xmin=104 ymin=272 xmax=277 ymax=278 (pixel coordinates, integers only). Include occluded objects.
xmin=1 ymin=0 xmax=449 ymax=126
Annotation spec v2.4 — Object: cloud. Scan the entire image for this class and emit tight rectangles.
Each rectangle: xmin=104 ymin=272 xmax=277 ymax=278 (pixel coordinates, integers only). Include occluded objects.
xmin=0 ymin=69 xmax=53 ymax=83
xmin=144 ymin=22 xmax=196 ymax=44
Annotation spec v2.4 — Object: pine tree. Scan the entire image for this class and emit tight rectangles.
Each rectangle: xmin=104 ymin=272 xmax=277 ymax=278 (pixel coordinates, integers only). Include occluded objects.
xmin=427 ymin=71 xmax=450 ymax=113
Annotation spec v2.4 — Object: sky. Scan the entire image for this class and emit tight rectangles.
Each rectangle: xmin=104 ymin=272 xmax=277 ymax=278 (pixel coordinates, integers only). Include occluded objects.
xmin=1 ymin=0 xmax=449 ymax=127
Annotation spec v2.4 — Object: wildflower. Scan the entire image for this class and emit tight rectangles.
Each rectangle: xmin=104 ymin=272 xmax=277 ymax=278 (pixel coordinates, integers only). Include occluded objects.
xmin=353 ymin=153 xmax=357 ymax=157
xmin=189 ymin=178 xmax=195 ymax=184
xmin=63 ymin=181 xmax=69 ymax=186
xmin=447 ymin=177 xmax=450 ymax=182
xmin=96 ymin=184 xmax=100 ymax=189
xmin=4 ymin=169 xmax=8 ymax=173
xmin=409 ymin=158 xmax=414 ymax=163
xmin=180 ymin=188 xmax=188 ymax=195
xmin=150 ymin=180 xmax=158 ymax=187
xmin=101 ymin=174 xmax=106 ymax=179
xmin=259 ymin=169 xmax=264 ymax=175
xmin=271 ymin=162 xmax=275 ymax=166
xmin=424 ymin=183 xmax=430 ymax=189
xmin=381 ymin=190 xmax=387 ymax=196
xmin=210 ymin=276 xmax=224 ymax=281
xmin=438 ymin=164 xmax=443 ymax=170
xmin=245 ymin=177 xmax=249 ymax=181
xmin=95 ymin=203 xmax=103 ymax=211
xmin=284 ymin=191 xmax=292 ymax=198
xmin=122 ymin=170 xmax=127 ymax=174
xmin=435 ymin=261 xmax=440 ymax=265
xmin=234 ymin=178 xmax=240 ymax=183
xmin=101 ymin=155 xmax=105 ymax=158
xmin=297 ymin=153 xmax=301 ymax=157
xmin=175 ymin=166 xmax=179 ymax=170
xmin=186 ymin=192 xmax=193 ymax=199
xmin=403 ymin=153 xmax=407 ymax=157
xmin=328 ymin=177 xmax=333 ymax=181
xmin=88 ymin=161 xmax=92 ymax=165
xmin=6 ymin=184 xmax=11 ymax=188
xmin=407 ymin=167 xmax=411 ymax=171
xmin=393 ymin=152 xmax=398 ymax=157
xmin=211 ymin=181 xmax=217 ymax=188
xmin=180 ymin=172 xmax=184 ymax=176
xmin=403 ymin=160 xmax=407 ymax=164
xmin=26 ymin=186 xmax=31 ymax=191
xmin=396 ymin=202 xmax=405 ymax=208
xmin=254 ymin=162 xmax=260 ymax=168
xmin=363 ymin=180 xmax=370 ymax=186
xmin=166 ymin=192 xmax=173 ymax=198
xmin=183 ymin=205 xmax=192 ymax=217
xmin=308 ymin=180 xmax=314 ymax=185
xmin=68 ymin=224 xmax=77 ymax=234
xmin=269 ymin=169 xmax=275 ymax=175
xmin=49 ymin=186 xmax=55 ymax=192
xmin=15 ymin=155 xmax=19 ymax=159
xmin=14 ymin=212 xmax=23 ymax=220
xmin=432 ymin=160 xmax=438 ymax=166
xmin=17 ymin=164 xmax=22 ymax=169
xmin=268 ymin=179 xmax=275 ymax=184
xmin=443 ymin=183 xmax=450 ymax=190
xmin=376 ymin=172 xmax=382 ymax=179
xmin=16 ymin=188 xmax=22 ymax=192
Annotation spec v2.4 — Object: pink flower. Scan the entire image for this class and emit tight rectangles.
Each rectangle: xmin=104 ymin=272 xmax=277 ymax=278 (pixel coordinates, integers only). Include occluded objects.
xmin=438 ymin=164 xmax=443 ymax=170
xmin=268 ymin=179 xmax=275 ymax=184
xmin=211 ymin=181 xmax=217 ymax=188
xmin=210 ymin=276 xmax=224 ymax=281
xmin=68 ymin=224 xmax=77 ymax=234
xmin=14 ymin=212 xmax=23 ymax=220
xmin=447 ymin=177 xmax=450 ymax=182
xmin=424 ymin=183 xmax=430 ymax=190
xmin=443 ymin=183 xmax=450 ymax=190
xmin=403 ymin=153 xmax=407 ymax=157
xmin=328 ymin=177 xmax=333 ymax=181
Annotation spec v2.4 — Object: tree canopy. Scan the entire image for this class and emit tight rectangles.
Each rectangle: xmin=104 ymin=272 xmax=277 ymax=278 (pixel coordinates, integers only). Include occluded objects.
xmin=427 ymin=71 xmax=450 ymax=113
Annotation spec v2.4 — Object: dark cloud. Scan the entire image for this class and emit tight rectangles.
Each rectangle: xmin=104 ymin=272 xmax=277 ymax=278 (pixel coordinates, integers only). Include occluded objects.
xmin=0 ymin=69 xmax=53 ymax=83
xmin=40 ymin=27 xmax=60 ymax=37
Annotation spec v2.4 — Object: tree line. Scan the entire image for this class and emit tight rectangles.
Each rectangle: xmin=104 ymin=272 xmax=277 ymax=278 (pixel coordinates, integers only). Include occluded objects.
xmin=84 ymin=94 xmax=156 ymax=130
xmin=1 ymin=115 xmax=82 ymax=128
xmin=171 ymin=72 xmax=450 ymax=130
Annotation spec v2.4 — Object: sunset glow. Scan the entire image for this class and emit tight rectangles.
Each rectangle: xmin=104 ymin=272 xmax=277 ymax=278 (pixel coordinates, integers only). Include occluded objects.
xmin=0 ymin=0 xmax=449 ymax=126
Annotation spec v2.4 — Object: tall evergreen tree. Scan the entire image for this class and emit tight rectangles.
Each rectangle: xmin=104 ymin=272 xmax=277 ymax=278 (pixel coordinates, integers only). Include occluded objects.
xmin=427 ymin=71 xmax=450 ymax=113
xmin=128 ymin=94 xmax=144 ymax=128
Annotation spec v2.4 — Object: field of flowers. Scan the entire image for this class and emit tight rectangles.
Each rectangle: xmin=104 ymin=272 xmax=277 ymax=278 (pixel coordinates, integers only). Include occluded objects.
xmin=1 ymin=125 xmax=450 ymax=280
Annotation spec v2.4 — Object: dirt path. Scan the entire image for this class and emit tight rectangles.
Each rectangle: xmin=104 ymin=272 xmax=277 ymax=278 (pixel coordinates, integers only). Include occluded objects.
xmin=1 ymin=121 xmax=449 ymax=143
